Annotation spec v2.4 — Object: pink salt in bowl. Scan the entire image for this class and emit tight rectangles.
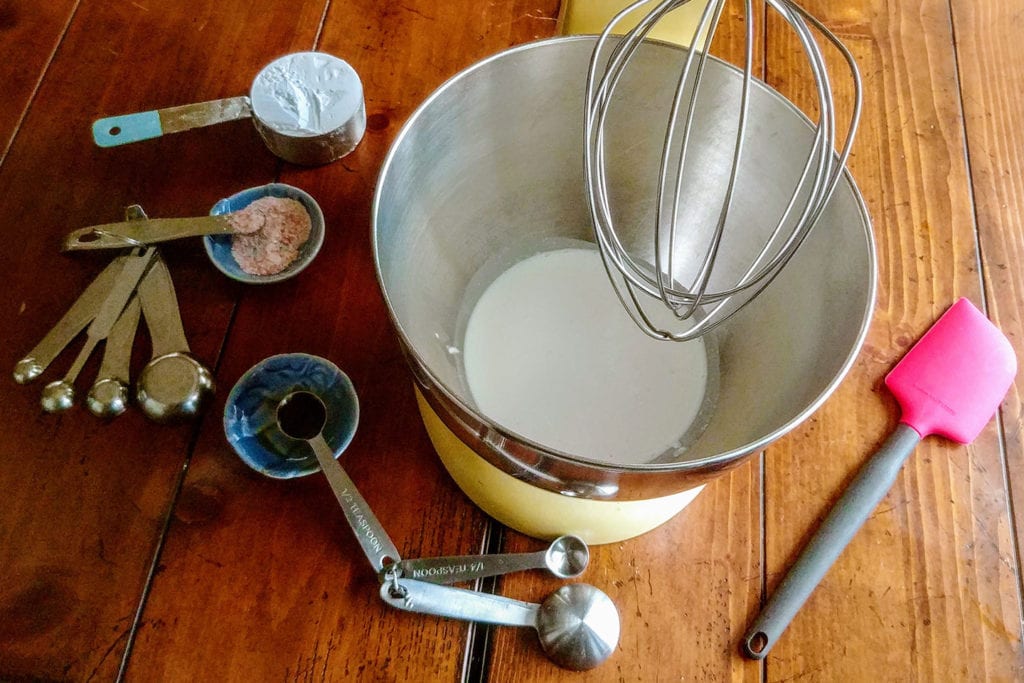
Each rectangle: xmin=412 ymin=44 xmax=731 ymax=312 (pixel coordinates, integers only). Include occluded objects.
xmin=205 ymin=182 xmax=325 ymax=284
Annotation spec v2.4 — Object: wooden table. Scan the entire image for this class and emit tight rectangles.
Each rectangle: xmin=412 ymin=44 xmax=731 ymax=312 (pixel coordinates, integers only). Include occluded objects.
xmin=2 ymin=0 xmax=1022 ymax=680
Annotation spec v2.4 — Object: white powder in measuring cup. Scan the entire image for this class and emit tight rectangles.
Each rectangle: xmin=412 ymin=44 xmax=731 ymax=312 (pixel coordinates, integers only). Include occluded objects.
xmin=250 ymin=52 xmax=363 ymax=137
xmin=461 ymin=246 xmax=714 ymax=465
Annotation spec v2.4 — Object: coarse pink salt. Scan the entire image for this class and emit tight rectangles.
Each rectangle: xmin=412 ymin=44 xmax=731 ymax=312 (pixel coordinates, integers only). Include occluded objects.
xmin=229 ymin=197 xmax=312 ymax=276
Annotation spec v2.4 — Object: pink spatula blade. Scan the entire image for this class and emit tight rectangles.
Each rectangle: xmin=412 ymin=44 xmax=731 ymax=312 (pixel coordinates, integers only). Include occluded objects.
xmin=886 ymin=298 xmax=1016 ymax=442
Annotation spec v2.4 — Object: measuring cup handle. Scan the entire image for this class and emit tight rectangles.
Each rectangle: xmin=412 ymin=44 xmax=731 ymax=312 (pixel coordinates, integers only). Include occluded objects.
xmin=92 ymin=96 xmax=252 ymax=147
xmin=92 ymin=111 xmax=162 ymax=146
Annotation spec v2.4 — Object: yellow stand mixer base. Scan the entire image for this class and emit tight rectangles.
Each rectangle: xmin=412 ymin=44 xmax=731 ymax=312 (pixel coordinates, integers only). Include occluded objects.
xmin=416 ymin=389 xmax=704 ymax=545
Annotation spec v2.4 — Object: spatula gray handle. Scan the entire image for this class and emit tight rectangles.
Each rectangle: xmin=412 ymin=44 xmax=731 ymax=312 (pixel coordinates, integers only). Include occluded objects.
xmin=741 ymin=423 xmax=922 ymax=659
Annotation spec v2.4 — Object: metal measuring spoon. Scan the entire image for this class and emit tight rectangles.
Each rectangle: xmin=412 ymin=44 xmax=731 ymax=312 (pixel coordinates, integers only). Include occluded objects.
xmin=40 ymin=247 xmax=157 ymax=413
xmin=61 ymin=213 xmax=260 ymax=251
xmin=276 ymin=390 xmax=619 ymax=670
xmin=395 ymin=535 xmax=589 ymax=584
xmin=84 ymin=205 xmax=147 ymax=417
xmin=14 ymin=255 xmax=126 ymax=384
xmin=276 ymin=390 xmax=402 ymax=572
xmin=381 ymin=578 xmax=619 ymax=670
xmin=135 ymin=254 xmax=214 ymax=422
xmin=85 ymin=296 xmax=140 ymax=417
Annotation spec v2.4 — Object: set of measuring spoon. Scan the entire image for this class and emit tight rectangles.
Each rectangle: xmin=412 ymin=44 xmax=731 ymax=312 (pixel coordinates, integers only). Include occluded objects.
xmin=13 ymin=205 xmax=214 ymax=421
xmin=273 ymin=390 xmax=620 ymax=670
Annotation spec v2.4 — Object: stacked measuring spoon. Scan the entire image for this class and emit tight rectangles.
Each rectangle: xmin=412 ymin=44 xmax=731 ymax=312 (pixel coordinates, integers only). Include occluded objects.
xmin=13 ymin=205 xmax=214 ymax=421
xmin=273 ymin=389 xmax=620 ymax=671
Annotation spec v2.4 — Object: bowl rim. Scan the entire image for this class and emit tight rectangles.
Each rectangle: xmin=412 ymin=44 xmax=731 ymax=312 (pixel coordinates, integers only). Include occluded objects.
xmin=204 ymin=182 xmax=325 ymax=284
xmin=223 ymin=352 xmax=360 ymax=479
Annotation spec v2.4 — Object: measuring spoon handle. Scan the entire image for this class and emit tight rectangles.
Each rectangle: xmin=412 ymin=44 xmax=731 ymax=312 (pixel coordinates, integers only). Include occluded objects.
xmin=380 ymin=578 xmax=538 ymax=628
xmin=396 ymin=550 xmax=546 ymax=584
xmin=85 ymin=295 xmax=141 ymax=418
xmin=92 ymin=96 xmax=252 ymax=147
xmin=137 ymin=254 xmax=189 ymax=356
xmin=308 ymin=433 xmax=402 ymax=572
xmin=63 ymin=216 xmax=236 ymax=251
xmin=14 ymin=255 xmax=125 ymax=383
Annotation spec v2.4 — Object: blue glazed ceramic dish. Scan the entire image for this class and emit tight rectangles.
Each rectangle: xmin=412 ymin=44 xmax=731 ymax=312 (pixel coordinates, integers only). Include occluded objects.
xmin=224 ymin=353 xmax=359 ymax=478
xmin=205 ymin=183 xmax=325 ymax=284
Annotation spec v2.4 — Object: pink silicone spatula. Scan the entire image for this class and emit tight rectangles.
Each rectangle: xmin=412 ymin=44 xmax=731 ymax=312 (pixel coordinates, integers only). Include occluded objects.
xmin=741 ymin=298 xmax=1017 ymax=659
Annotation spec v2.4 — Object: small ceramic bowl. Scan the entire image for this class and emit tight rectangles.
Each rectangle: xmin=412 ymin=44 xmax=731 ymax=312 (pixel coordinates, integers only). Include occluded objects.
xmin=205 ymin=182 xmax=325 ymax=284
xmin=224 ymin=353 xmax=359 ymax=478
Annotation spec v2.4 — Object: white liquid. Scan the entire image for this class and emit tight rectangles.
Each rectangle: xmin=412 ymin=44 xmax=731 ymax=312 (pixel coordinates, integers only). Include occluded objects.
xmin=251 ymin=52 xmax=362 ymax=136
xmin=462 ymin=247 xmax=711 ymax=465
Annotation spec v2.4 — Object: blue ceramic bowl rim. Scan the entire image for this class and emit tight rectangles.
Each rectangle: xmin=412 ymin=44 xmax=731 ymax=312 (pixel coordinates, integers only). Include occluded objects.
xmin=224 ymin=352 xmax=360 ymax=479
xmin=204 ymin=182 xmax=325 ymax=284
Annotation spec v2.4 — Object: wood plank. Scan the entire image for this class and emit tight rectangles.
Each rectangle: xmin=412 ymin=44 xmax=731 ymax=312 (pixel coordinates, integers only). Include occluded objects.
xmin=951 ymin=0 xmax=1024 ymax=606
xmin=0 ymin=0 xmax=327 ymax=679
xmin=0 ymin=1 xmax=78 ymax=163
xmin=485 ymin=3 xmax=767 ymax=680
xmin=123 ymin=0 xmax=561 ymax=679
xmin=488 ymin=468 xmax=762 ymax=681
xmin=760 ymin=0 xmax=1023 ymax=679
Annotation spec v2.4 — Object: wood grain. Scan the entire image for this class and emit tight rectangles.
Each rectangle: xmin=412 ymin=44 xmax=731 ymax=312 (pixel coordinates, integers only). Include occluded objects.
xmin=1 ymin=0 xmax=1022 ymax=681
xmin=761 ymin=0 xmax=1023 ymax=679
xmin=0 ymin=0 xmax=325 ymax=679
xmin=951 ymin=0 xmax=1024 ymax=612
xmin=0 ymin=0 xmax=78 ymax=163
xmin=122 ymin=0 xmax=561 ymax=680
xmin=489 ymin=468 xmax=762 ymax=682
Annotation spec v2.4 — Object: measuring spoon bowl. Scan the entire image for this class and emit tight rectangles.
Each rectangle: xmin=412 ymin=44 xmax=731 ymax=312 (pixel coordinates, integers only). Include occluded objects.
xmin=41 ymin=380 xmax=75 ymax=412
xmin=136 ymin=352 xmax=215 ymax=422
xmin=382 ymin=578 xmax=619 ymax=670
xmin=396 ymin=534 xmax=589 ymax=584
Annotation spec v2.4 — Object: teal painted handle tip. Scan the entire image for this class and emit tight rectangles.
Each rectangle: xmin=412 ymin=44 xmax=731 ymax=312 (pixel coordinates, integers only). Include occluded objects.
xmin=92 ymin=111 xmax=163 ymax=147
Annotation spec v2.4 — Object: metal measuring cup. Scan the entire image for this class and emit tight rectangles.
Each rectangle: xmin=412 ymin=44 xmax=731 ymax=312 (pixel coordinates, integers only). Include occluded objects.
xmin=92 ymin=52 xmax=365 ymax=166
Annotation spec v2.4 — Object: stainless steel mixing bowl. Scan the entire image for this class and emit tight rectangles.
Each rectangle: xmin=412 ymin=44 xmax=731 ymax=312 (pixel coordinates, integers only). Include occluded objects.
xmin=372 ymin=36 xmax=876 ymax=543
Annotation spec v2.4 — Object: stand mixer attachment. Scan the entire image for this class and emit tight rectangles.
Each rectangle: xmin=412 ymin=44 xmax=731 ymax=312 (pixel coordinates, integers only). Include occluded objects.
xmin=584 ymin=0 xmax=862 ymax=340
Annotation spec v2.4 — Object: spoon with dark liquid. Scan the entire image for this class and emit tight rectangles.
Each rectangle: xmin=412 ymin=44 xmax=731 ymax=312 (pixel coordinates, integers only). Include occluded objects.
xmin=276 ymin=390 xmax=400 ymax=571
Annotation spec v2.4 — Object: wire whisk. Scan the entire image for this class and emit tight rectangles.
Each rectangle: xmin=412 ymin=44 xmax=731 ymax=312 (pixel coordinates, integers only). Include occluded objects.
xmin=584 ymin=0 xmax=862 ymax=341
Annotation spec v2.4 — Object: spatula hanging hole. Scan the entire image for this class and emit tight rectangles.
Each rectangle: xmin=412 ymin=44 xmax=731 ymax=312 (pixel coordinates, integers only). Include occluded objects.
xmin=743 ymin=631 xmax=769 ymax=658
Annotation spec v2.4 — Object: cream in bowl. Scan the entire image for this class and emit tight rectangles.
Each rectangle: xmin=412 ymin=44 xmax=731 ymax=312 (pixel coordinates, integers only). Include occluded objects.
xmin=461 ymin=244 xmax=715 ymax=466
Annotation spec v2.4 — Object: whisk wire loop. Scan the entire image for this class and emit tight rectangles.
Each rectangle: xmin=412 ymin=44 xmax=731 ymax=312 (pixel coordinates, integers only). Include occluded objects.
xmin=584 ymin=0 xmax=862 ymax=341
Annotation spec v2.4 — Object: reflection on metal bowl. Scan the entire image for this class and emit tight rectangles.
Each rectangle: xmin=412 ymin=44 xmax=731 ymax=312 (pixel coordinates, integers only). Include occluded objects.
xmin=372 ymin=36 xmax=876 ymax=543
